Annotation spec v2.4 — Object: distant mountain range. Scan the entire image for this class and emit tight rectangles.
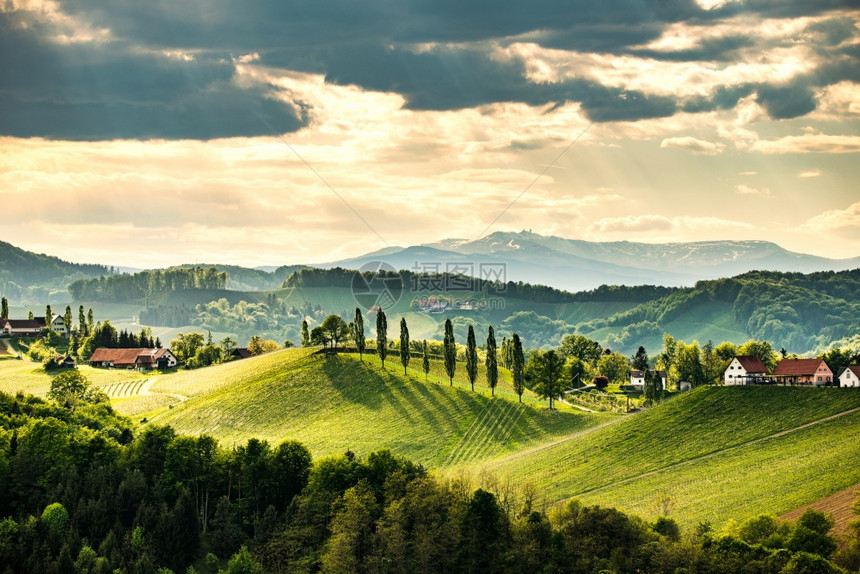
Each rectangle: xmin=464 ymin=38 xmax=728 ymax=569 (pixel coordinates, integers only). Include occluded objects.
xmin=318 ymin=230 xmax=860 ymax=292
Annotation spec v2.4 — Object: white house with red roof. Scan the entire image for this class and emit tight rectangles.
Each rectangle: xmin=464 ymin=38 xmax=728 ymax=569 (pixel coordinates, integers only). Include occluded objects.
xmin=724 ymin=356 xmax=769 ymax=385
xmin=838 ymin=366 xmax=860 ymax=388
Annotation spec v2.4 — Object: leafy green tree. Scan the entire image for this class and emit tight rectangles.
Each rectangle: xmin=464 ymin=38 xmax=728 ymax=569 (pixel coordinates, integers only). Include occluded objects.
xmin=559 ymin=334 xmax=603 ymax=365
xmin=527 ymin=349 xmax=566 ymax=409
xmin=48 ymin=370 xmax=108 ymax=406
xmin=512 ymin=334 xmax=525 ymax=402
xmin=701 ymin=340 xmax=725 ymax=384
xmin=354 ymin=308 xmax=366 ymax=361
xmin=597 ymin=351 xmax=631 ymax=385
xmin=632 ymin=346 xmax=649 ymax=371
xmin=321 ymin=314 xmax=350 ymax=351
xmin=320 ymin=482 xmax=378 ymax=573
xmin=676 ymin=341 xmax=705 ymax=388
xmin=644 ymin=370 xmax=662 ymax=404
xmin=40 ymin=502 xmax=69 ymax=536
xmin=376 ymin=310 xmax=388 ymax=369
xmin=248 ymin=336 xmax=280 ymax=355
xmin=443 ymin=318 xmax=456 ymax=385
xmin=171 ymin=332 xmax=205 ymax=365
xmin=301 ymin=320 xmax=310 ymax=347
xmin=422 ymin=340 xmax=430 ymax=380
xmin=466 ymin=325 xmax=478 ymax=392
xmin=45 ymin=304 xmax=52 ymax=331
xmin=0 ymin=296 xmax=7 ymax=320
xmin=486 ymin=326 xmax=498 ymax=397
xmin=657 ymin=333 xmax=677 ymax=370
xmin=399 ymin=317 xmax=410 ymax=375
xmin=221 ymin=336 xmax=237 ymax=355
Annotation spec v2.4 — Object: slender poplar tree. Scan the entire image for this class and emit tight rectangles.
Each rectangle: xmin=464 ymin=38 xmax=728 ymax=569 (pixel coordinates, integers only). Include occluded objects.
xmin=376 ymin=310 xmax=388 ymax=369
xmin=443 ymin=318 xmax=456 ymax=385
xmin=78 ymin=305 xmax=86 ymax=336
xmin=45 ymin=305 xmax=53 ymax=332
xmin=399 ymin=318 xmax=410 ymax=375
xmin=422 ymin=340 xmax=430 ymax=380
xmin=466 ymin=325 xmax=478 ymax=392
xmin=301 ymin=320 xmax=310 ymax=347
xmin=512 ymin=333 xmax=525 ymax=403
xmin=486 ymin=326 xmax=498 ymax=397
xmin=354 ymin=308 xmax=366 ymax=361
xmin=1 ymin=297 xmax=8 ymax=320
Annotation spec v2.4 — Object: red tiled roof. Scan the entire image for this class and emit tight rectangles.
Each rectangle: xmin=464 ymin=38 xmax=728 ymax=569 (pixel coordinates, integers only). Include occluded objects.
xmin=735 ymin=356 xmax=768 ymax=373
xmin=3 ymin=319 xmax=43 ymax=329
xmin=89 ymin=348 xmax=159 ymax=365
xmin=773 ymin=358 xmax=829 ymax=376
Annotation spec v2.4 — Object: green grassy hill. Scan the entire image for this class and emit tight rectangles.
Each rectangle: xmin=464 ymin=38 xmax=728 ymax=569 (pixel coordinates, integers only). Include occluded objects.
xmin=124 ymin=349 xmax=612 ymax=468
xmin=480 ymin=386 xmax=860 ymax=527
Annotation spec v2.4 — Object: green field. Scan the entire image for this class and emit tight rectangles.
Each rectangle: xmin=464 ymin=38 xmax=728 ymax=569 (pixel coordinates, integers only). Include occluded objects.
xmin=480 ymin=386 xmax=860 ymax=526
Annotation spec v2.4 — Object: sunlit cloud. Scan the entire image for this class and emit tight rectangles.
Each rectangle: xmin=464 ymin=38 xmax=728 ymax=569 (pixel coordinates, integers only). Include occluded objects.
xmin=798 ymin=169 xmax=823 ymax=178
xmin=660 ymin=136 xmax=726 ymax=155
xmin=735 ymin=184 xmax=772 ymax=197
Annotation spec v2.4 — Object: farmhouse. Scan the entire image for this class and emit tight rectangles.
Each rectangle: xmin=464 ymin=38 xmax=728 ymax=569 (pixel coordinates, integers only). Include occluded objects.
xmin=772 ymin=358 xmax=833 ymax=385
xmin=724 ymin=356 xmax=769 ymax=385
xmin=36 ymin=314 xmax=67 ymax=336
xmin=89 ymin=347 xmax=177 ymax=371
xmin=838 ymin=366 xmax=860 ymax=388
xmin=1 ymin=319 xmax=43 ymax=337
xmin=629 ymin=370 xmax=666 ymax=391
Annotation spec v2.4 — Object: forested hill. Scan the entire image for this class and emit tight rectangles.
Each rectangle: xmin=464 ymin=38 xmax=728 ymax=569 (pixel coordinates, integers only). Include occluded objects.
xmin=584 ymin=268 xmax=860 ymax=354
xmin=283 ymin=266 xmax=678 ymax=304
xmin=0 ymin=240 xmax=108 ymax=298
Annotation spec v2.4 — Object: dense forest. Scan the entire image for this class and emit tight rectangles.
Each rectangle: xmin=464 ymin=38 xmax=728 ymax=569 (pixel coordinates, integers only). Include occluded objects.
xmin=1 ymin=377 xmax=858 ymax=574
xmin=282 ymin=267 xmax=676 ymax=304
xmin=68 ymin=268 xmax=229 ymax=302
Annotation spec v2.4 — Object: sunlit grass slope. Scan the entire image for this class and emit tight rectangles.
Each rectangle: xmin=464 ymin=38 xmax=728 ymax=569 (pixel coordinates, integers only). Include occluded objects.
xmin=142 ymin=350 xmax=612 ymax=468
xmin=481 ymin=386 xmax=860 ymax=526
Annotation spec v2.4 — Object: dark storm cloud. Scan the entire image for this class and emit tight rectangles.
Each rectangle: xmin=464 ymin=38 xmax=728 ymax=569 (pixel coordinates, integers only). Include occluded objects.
xmin=1 ymin=0 xmax=857 ymax=139
xmin=0 ymin=13 xmax=305 ymax=140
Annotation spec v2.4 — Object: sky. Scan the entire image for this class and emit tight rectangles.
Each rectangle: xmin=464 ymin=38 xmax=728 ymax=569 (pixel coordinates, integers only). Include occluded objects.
xmin=1 ymin=0 xmax=859 ymax=269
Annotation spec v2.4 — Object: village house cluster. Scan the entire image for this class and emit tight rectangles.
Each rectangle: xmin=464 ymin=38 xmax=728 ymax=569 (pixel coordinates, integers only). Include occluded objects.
xmin=724 ymin=356 xmax=859 ymax=388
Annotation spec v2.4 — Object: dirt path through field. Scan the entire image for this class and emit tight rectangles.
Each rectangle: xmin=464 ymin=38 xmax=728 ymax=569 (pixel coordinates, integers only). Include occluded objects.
xmin=780 ymin=484 xmax=859 ymax=535
xmin=569 ymin=405 xmax=860 ymax=498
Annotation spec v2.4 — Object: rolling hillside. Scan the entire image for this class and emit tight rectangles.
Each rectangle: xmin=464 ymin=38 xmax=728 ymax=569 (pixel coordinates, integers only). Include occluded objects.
xmin=480 ymin=386 xmax=860 ymax=527
xmin=116 ymin=349 xmax=613 ymax=468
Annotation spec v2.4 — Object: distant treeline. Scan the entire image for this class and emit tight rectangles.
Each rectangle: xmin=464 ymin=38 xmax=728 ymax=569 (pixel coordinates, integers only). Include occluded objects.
xmin=69 ymin=267 xmax=228 ymax=302
xmin=282 ymin=267 xmax=676 ymax=303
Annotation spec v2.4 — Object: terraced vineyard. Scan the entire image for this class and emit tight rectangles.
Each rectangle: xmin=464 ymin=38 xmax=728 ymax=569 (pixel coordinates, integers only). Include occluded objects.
xmin=101 ymin=379 xmax=150 ymax=398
